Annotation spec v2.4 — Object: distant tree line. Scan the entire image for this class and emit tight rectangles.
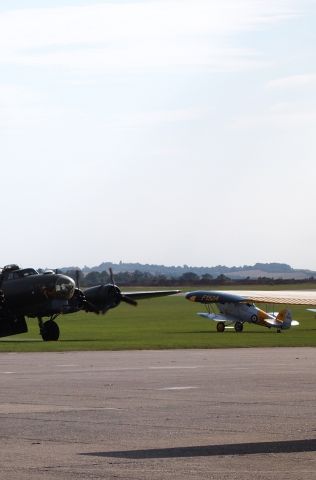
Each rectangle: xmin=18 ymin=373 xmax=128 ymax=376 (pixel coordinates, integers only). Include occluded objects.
xmin=62 ymin=269 xmax=316 ymax=288
xmin=80 ymin=261 xmax=297 ymax=277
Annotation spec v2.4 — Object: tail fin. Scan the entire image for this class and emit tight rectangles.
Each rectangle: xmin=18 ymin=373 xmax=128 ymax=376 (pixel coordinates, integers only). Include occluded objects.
xmin=276 ymin=309 xmax=292 ymax=328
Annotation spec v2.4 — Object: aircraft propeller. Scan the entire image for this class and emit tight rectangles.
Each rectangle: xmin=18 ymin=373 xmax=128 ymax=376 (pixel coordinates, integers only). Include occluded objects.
xmin=81 ymin=268 xmax=138 ymax=314
xmin=108 ymin=268 xmax=138 ymax=308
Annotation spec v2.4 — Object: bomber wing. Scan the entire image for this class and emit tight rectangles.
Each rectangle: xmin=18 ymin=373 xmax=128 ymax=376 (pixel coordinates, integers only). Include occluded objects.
xmin=122 ymin=290 xmax=180 ymax=301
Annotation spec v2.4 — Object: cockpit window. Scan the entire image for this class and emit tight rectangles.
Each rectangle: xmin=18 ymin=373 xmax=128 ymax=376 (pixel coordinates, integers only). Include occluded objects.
xmin=20 ymin=268 xmax=38 ymax=277
xmin=3 ymin=268 xmax=39 ymax=281
xmin=55 ymin=276 xmax=75 ymax=298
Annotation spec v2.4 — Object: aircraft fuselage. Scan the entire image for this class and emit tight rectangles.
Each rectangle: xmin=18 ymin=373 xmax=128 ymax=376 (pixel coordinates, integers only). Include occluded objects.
xmin=0 ymin=267 xmax=75 ymax=317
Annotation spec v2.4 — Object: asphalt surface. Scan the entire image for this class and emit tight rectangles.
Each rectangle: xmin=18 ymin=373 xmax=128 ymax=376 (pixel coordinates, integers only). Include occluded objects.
xmin=0 ymin=348 xmax=315 ymax=479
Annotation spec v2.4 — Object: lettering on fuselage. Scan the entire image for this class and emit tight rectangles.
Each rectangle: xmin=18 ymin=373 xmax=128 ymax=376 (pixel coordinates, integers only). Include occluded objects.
xmin=201 ymin=295 xmax=220 ymax=303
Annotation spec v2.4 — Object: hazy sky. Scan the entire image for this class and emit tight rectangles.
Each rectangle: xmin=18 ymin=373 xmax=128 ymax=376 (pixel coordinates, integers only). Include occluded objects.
xmin=1 ymin=0 xmax=316 ymax=270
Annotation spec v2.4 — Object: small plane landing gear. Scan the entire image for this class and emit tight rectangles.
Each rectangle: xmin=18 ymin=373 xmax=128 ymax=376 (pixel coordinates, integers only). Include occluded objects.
xmin=216 ymin=322 xmax=225 ymax=332
xmin=234 ymin=321 xmax=244 ymax=333
xmin=38 ymin=317 xmax=60 ymax=341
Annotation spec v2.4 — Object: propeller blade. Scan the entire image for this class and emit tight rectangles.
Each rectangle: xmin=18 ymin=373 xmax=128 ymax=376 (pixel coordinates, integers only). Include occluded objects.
xmin=121 ymin=295 xmax=138 ymax=307
xmin=83 ymin=299 xmax=101 ymax=314
xmin=75 ymin=270 xmax=80 ymax=289
xmin=109 ymin=268 xmax=137 ymax=306
xmin=109 ymin=268 xmax=115 ymax=285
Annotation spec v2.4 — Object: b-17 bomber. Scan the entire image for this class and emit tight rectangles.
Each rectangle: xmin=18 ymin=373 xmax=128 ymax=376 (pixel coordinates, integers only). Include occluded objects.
xmin=0 ymin=264 xmax=179 ymax=341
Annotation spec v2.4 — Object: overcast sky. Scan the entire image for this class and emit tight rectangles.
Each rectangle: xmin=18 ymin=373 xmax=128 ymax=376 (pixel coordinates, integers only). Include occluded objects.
xmin=1 ymin=0 xmax=316 ymax=270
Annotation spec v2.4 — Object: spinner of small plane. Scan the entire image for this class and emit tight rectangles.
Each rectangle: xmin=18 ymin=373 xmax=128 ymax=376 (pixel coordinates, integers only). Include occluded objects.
xmin=185 ymin=289 xmax=316 ymax=333
xmin=0 ymin=264 xmax=180 ymax=341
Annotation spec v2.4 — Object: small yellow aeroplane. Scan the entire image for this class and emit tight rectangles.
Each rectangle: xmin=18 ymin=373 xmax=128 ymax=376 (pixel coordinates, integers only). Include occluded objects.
xmin=185 ymin=290 xmax=316 ymax=333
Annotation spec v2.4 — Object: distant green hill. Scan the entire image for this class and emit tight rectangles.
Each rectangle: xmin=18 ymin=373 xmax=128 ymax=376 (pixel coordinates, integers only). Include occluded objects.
xmin=60 ymin=261 xmax=316 ymax=280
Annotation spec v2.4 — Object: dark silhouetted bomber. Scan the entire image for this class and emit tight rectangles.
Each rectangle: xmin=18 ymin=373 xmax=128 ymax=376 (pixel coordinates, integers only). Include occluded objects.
xmin=0 ymin=264 xmax=179 ymax=341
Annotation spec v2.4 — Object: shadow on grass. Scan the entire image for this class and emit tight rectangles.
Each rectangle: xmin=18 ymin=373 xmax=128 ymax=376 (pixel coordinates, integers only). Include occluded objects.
xmin=0 ymin=339 xmax=113 ymax=344
xmin=170 ymin=330 xmax=277 ymax=335
xmin=81 ymin=438 xmax=316 ymax=459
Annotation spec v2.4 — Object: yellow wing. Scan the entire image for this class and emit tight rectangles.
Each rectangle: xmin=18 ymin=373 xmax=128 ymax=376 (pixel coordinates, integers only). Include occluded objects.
xmin=231 ymin=290 xmax=316 ymax=306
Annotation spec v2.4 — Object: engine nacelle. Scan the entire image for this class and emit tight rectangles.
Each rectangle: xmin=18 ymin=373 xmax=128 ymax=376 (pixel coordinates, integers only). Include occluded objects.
xmin=83 ymin=284 xmax=121 ymax=313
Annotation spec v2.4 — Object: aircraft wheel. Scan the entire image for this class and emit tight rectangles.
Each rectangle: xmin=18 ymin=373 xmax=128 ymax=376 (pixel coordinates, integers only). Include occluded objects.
xmin=41 ymin=320 xmax=60 ymax=341
xmin=234 ymin=321 xmax=243 ymax=333
xmin=216 ymin=322 xmax=225 ymax=332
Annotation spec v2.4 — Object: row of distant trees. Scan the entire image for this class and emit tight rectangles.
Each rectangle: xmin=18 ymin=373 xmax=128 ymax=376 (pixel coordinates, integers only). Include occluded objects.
xmin=62 ymin=269 xmax=316 ymax=287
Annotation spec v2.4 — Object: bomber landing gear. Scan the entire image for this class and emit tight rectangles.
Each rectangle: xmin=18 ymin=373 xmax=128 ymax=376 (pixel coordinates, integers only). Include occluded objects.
xmin=38 ymin=317 xmax=60 ymax=341
xmin=234 ymin=321 xmax=244 ymax=333
xmin=216 ymin=322 xmax=225 ymax=332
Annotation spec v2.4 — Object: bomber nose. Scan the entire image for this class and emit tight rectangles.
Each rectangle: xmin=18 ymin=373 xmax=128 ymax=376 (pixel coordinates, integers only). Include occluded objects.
xmin=55 ymin=276 xmax=75 ymax=299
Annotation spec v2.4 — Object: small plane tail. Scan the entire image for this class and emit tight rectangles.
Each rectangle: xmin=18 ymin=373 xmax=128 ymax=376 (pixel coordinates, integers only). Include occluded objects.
xmin=275 ymin=309 xmax=293 ymax=329
xmin=265 ymin=308 xmax=299 ymax=329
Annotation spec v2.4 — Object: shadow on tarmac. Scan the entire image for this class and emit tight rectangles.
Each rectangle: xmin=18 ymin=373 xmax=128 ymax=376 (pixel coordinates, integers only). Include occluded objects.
xmin=82 ymin=438 xmax=316 ymax=459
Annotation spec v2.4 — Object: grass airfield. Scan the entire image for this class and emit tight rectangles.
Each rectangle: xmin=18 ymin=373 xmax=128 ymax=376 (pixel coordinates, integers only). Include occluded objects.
xmin=1 ymin=284 xmax=316 ymax=352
